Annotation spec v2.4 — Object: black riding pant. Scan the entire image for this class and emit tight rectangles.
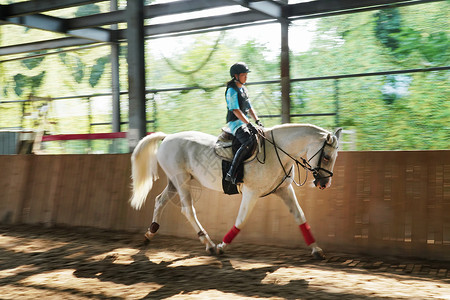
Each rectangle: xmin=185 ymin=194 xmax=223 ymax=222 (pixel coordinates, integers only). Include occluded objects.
xmin=227 ymin=124 xmax=257 ymax=179
xmin=235 ymin=124 xmax=257 ymax=148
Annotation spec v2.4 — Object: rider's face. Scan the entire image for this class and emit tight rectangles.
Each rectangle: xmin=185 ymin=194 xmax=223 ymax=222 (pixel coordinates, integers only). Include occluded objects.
xmin=236 ymin=73 xmax=248 ymax=84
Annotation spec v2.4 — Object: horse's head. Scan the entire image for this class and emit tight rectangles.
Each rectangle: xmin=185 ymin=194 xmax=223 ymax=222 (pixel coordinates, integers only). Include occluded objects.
xmin=308 ymin=128 xmax=342 ymax=190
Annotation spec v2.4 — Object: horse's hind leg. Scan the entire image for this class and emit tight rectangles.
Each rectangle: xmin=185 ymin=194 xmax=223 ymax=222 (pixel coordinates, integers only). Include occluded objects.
xmin=145 ymin=180 xmax=177 ymax=241
xmin=173 ymin=174 xmax=216 ymax=254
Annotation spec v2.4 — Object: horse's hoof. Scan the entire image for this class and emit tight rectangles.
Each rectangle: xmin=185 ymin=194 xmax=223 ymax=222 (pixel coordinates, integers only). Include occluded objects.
xmin=215 ymin=242 xmax=227 ymax=255
xmin=312 ymin=249 xmax=326 ymax=260
xmin=142 ymin=237 xmax=150 ymax=246
xmin=144 ymin=231 xmax=155 ymax=241
xmin=206 ymin=246 xmax=216 ymax=255
xmin=216 ymin=247 xmax=224 ymax=255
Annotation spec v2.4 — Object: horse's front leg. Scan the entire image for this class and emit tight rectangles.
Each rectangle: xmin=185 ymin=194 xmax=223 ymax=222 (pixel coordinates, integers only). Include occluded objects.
xmin=275 ymin=184 xmax=325 ymax=260
xmin=216 ymin=188 xmax=258 ymax=254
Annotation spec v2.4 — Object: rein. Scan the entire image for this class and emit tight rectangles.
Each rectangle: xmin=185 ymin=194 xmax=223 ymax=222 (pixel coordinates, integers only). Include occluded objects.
xmin=259 ymin=130 xmax=334 ymax=197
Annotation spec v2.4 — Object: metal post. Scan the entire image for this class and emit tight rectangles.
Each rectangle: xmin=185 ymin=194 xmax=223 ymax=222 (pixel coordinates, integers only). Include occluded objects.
xmin=126 ymin=0 xmax=146 ymax=151
xmin=21 ymin=101 xmax=26 ymax=129
xmin=111 ymin=0 xmax=121 ymax=133
xmin=280 ymin=20 xmax=291 ymax=124
xmin=87 ymin=97 xmax=92 ymax=134
xmin=334 ymin=79 xmax=340 ymax=127
xmin=152 ymin=93 xmax=158 ymax=131
xmin=87 ymin=97 xmax=93 ymax=150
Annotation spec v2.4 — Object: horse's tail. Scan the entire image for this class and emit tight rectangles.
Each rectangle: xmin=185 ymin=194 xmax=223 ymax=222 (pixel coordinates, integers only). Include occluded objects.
xmin=130 ymin=132 xmax=167 ymax=210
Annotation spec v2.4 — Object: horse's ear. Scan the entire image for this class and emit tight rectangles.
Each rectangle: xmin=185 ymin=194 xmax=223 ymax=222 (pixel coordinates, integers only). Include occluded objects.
xmin=326 ymin=133 xmax=333 ymax=144
xmin=334 ymin=128 xmax=343 ymax=140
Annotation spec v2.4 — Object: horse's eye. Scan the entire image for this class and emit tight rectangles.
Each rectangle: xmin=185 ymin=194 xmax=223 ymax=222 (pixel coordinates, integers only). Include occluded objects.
xmin=323 ymin=155 xmax=330 ymax=162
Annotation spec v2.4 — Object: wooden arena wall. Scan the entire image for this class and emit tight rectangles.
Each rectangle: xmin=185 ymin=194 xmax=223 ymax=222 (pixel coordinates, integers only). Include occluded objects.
xmin=0 ymin=151 xmax=449 ymax=260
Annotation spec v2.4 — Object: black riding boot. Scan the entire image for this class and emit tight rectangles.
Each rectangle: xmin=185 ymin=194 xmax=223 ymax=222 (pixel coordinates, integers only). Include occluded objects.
xmin=225 ymin=144 xmax=251 ymax=184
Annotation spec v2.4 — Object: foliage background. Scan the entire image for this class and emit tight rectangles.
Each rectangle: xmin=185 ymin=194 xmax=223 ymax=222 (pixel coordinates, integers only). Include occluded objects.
xmin=0 ymin=1 xmax=448 ymax=152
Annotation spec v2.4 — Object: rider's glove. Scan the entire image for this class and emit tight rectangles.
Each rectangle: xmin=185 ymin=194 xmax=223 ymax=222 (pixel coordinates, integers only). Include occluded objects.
xmin=246 ymin=122 xmax=258 ymax=135
xmin=255 ymin=119 xmax=264 ymax=127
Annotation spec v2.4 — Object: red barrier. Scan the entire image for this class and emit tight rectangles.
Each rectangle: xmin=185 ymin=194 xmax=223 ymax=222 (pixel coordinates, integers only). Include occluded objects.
xmin=41 ymin=132 xmax=153 ymax=142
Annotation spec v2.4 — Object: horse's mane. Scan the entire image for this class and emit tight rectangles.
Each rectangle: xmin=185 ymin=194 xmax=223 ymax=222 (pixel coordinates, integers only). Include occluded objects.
xmin=268 ymin=123 xmax=330 ymax=138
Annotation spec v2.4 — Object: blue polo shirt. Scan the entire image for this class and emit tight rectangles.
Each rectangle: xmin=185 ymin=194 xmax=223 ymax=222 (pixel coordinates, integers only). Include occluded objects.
xmin=226 ymin=87 xmax=251 ymax=135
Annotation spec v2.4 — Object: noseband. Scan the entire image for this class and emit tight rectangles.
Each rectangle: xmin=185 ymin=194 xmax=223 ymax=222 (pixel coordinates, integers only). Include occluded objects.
xmin=260 ymin=131 xmax=336 ymax=197
xmin=307 ymin=141 xmax=334 ymax=184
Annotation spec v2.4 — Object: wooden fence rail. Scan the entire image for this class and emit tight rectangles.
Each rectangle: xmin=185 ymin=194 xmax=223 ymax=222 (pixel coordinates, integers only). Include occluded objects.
xmin=0 ymin=151 xmax=449 ymax=260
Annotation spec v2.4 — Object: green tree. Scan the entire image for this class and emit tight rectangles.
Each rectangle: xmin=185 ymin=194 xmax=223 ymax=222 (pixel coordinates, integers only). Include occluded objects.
xmin=291 ymin=2 xmax=449 ymax=150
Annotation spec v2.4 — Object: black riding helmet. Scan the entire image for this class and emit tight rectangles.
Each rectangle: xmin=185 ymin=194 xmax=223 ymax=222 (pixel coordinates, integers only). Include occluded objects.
xmin=229 ymin=62 xmax=250 ymax=78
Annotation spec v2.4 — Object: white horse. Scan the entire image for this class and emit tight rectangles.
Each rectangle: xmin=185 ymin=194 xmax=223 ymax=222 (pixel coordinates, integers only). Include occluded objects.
xmin=130 ymin=124 xmax=341 ymax=259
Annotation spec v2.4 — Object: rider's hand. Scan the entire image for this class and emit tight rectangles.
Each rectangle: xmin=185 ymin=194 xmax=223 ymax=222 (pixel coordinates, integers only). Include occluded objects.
xmin=246 ymin=122 xmax=258 ymax=135
xmin=255 ymin=120 xmax=264 ymax=136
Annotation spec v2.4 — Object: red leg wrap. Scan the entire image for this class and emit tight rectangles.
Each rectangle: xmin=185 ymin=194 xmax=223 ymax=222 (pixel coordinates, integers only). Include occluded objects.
xmin=223 ymin=226 xmax=240 ymax=244
xmin=299 ymin=222 xmax=315 ymax=246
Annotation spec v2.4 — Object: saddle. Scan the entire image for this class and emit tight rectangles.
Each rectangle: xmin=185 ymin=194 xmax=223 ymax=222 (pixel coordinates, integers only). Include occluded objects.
xmin=214 ymin=127 xmax=262 ymax=195
xmin=214 ymin=127 xmax=259 ymax=162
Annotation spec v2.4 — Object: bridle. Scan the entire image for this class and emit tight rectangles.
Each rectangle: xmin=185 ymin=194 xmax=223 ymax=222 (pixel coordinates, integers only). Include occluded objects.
xmin=259 ymin=130 xmax=336 ymax=197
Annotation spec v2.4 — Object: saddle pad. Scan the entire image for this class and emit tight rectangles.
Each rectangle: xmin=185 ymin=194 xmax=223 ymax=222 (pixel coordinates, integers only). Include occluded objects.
xmin=222 ymin=160 xmax=243 ymax=195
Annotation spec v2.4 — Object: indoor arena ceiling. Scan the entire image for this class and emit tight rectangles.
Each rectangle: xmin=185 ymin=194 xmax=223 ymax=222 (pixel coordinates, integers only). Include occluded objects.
xmin=0 ymin=0 xmax=442 ymax=56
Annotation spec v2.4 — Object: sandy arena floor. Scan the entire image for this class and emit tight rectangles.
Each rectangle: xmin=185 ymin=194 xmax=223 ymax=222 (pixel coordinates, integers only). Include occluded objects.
xmin=0 ymin=225 xmax=449 ymax=299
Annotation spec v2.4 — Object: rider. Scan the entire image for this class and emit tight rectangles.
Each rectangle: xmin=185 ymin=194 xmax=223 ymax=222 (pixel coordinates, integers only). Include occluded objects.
xmin=224 ymin=62 xmax=263 ymax=184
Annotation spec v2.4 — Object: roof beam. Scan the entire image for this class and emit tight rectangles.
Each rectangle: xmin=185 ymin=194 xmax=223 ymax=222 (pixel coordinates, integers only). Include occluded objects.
xmin=230 ymin=0 xmax=285 ymax=20
xmin=116 ymin=11 xmax=270 ymax=40
xmin=2 ymin=13 xmax=112 ymax=42
xmin=65 ymin=10 xmax=123 ymax=29
xmin=143 ymin=0 xmax=233 ymax=19
xmin=5 ymin=14 xmax=65 ymax=32
xmin=287 ymin=0 xmax=443 ymax=18
xmin=1 ymin=13 xmax=277 ymax=57
xmin=1 ymin=0 xmax=105 ymax=17
xmin=65 ymin=0 xmax=233 ymax=29
xmin=0 ymin=37 xmax=98 ymax=56
xmin=1 ymin=0 xmax=443 ymax=56
xmin=66 ymin=27 xmax=111 ymax=42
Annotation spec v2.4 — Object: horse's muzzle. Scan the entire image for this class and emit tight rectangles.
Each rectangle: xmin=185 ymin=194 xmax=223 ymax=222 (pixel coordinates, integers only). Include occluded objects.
xmin=314 ymin=177 xmax=330 ymax=190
